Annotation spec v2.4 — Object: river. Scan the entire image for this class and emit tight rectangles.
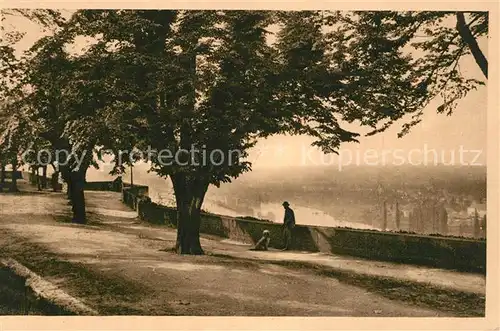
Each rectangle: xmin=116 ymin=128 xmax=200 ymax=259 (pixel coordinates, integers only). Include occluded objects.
xmin=85 ymin=166 xmax=377 ymax=230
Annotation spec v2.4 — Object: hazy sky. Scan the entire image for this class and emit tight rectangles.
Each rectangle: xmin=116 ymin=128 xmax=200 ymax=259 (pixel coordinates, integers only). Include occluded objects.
xmin=4 ymin=10 xmax=488 ymax=170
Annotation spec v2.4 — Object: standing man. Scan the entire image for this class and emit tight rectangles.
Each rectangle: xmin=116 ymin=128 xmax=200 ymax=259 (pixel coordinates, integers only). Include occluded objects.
xmin=282 ymin=201 xmax=295 ymax=251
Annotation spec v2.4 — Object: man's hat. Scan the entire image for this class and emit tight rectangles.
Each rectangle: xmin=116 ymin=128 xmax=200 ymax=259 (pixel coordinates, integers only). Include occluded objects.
xmin=263 ymin=230 xmax=270 ymax=235
xmin=282 ymin=201 xmax=290 ymax=207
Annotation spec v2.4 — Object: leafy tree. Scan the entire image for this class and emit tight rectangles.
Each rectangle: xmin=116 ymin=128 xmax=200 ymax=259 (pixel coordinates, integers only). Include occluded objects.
xmin=62 ymin=10 xmax=351 ymax=252
xmin=1 ymin=9 xmax=65 ymax=192
xmin=0 ymin=9 xmax=97 ymax=220
xmin=52 ymin=10 xmax=414 ymax=253
xmin=327 ymin=11 xmax=488 ymax=136
xmin=23 ymin=34 xmax=100 ymax=222
xmin=1 ymin=9 xmax=64 ymax=97
xmin=0 ymin=101 xmax=33 ymax=191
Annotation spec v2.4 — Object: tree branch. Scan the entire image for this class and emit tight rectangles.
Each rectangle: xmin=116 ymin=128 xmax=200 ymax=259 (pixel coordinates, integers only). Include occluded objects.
xmin=456 ymin=12 xmax=488 ymax=79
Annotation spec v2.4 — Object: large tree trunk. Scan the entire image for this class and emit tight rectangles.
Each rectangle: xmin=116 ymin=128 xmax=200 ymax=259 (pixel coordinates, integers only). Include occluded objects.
xmin=41 ymin=165 xmax=48 ymax=189
xmin=170 ymin=173 xmax=209 ymax=255
xmin=50 ymin=163 xmax=59 ymax=192
xmin=36 ymin=167 xmax=42 ymax=191
xmin=29 ymin=165 xmax=36 ymax=185
xmin=9 ymin=160 xmax=19 ymax=192
xmin=456 ymin=12 xmax=488 ymax=79
xmin=66 ymin=178 xmax=72 ymax=201
xmin=0 ymin=163 xmax=5 ymax=190
xmin=175 ymin=201 xmax=204 ymax=255
xmin=50 ymin=139 xmax=72 ymax=200
xmin=59 ymin=165 xmax=72 ymax=202
xmin=51 ymin=171 xmax=60 ymax=192
xmin=68 ymin=149 xmax=92 ymax=224
xmin=70 ymin=168 xmax=87 ymax=224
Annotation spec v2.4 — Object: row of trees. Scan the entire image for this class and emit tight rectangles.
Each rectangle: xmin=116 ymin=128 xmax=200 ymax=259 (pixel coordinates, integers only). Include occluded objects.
xmin=0 ymin=9 xmax=488 ymax=254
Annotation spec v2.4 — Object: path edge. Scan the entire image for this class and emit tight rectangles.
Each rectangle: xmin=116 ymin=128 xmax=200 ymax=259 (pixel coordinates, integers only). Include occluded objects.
xmin=0 ymin=257 xmax=99 ymax=315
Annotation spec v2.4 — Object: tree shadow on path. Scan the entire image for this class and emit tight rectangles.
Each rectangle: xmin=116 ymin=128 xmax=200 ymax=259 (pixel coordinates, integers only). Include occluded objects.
xmin=208 ymin=252 xmax=485 ymax=317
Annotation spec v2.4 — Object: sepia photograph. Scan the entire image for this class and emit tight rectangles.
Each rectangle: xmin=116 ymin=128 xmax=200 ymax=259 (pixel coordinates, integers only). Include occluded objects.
xmin=0 ymin=2 xmax=498 ymax=329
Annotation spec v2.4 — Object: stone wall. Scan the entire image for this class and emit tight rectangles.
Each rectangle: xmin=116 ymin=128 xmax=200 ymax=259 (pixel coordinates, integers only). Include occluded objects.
xmin=20 ymin=171 xmax=63 ymax=191
xmin=1 ymin=170 xmax=23 ymax=180
xmin=84 ymin=180 xmax=126 ymax=192
xmin=122 ymin=188 xmax=486 ymax=274
xmin=19 ymin=171 xmax=126 ymax=193
xmin=122 ymin=183 xmax=149 ymax=197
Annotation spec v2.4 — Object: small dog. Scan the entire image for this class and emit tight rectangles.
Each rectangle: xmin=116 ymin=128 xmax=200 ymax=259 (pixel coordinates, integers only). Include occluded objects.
xmin=250 ymin=230 xmax=271 ymax=251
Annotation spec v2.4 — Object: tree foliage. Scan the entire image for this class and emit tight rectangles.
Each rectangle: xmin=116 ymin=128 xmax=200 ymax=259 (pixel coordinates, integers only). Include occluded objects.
xmin=1 ymin=9 xmax=65 ymax=191
xmin=328 ymin=11 xmax=487 ymax=137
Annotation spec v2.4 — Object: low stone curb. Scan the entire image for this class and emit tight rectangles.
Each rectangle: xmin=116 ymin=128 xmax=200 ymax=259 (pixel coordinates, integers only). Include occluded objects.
xmin=0 ymin=258 xmax=99 ymax=315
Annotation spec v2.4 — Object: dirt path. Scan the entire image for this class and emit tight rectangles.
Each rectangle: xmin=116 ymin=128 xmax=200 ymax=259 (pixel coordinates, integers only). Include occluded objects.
xmin=0 ymin=182 xmax=482 ymax=316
